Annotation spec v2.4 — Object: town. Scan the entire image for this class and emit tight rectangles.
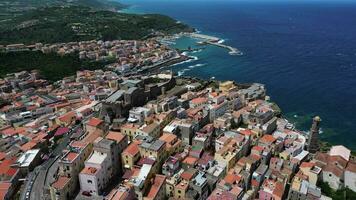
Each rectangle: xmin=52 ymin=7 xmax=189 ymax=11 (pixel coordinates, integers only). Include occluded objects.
xmin=0 ymin=63 xmax=355 ymax=200
xmin=0 ymin=39 xmax=185 ymax=76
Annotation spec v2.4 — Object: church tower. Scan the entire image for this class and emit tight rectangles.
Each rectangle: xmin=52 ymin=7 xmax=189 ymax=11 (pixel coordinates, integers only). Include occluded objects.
xmin=307 ymin=116 xmax=321 ymax=153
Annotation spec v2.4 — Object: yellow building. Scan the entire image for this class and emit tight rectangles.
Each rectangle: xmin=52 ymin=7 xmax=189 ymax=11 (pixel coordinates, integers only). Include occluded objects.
xmin=214 ymin=145 xmax=238 ymax=171
xmin=159 ymin=133 xmax=182 ymax=156
xmin=219 ymin=81 xmax=237 ymax=93
xmin=137 ymin=122 xmax=161 ymax=138
xmin=279 ymin=150 xmax=290 ymax=160
xmin=50 ymin=176 xmax=74 ymax=200
xmin=139 ymin=139 xmax=166 ymax=165
xmin=122 ymin=141 xmax=141 ymax=169
xmin=300 ymin=162 xmax=321 ymax=186
xmin=174 ymin=180 xmax=189 ymax=199
xmin=121 ymin=123 xmax=140 ymax=141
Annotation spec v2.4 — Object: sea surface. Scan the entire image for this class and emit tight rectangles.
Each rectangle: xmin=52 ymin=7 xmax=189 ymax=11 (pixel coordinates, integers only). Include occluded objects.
xmin=120 ymin=0 xmax=356 ymax=149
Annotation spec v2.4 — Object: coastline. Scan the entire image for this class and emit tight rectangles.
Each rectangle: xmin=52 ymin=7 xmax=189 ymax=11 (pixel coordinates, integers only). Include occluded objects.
xmin=116 ymin=1 xmax=356 ymax=150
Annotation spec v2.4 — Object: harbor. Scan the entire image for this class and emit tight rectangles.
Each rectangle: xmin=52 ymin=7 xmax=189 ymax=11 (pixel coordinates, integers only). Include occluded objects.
xmin=186 ymin=33 xmax=243 ymax=55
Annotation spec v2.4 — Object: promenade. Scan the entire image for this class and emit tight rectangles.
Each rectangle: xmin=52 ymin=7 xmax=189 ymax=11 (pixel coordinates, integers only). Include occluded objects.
xmin=186 ymin=32 xmax=243 ymax=55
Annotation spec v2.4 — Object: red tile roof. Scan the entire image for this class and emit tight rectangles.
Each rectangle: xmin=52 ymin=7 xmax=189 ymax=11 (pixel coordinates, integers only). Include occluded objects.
xmin=87 ymin=117 xmax=104 ymax=127
xmin=0 ymin=182 xmax=11 ymax=200
xmin=300 ymin=162 xmax=315 ymax=169
xmin=260 ymin=134 xmax=276 ymax=144
xmin=123 ymin=141 xmax=140 ymax=156
xmin=106 ymin=131 xmax=126 ymax=144
xmin=1 ymin=128 xmax=17 ymax=136
xmin=65 ymin=152 xmax=78 ymax=162
xmin=81 ymin=167 xmax=98 ymax=175
xmin=58 ymin=111 xmax=76 ymax=124
xmin=55 ymin=127 xmax=70 ymax=137
xmin=224 ymin=174 xmax=240 ymax=185
xmin=146 ymin=175 xmax=166 ymax=199
xmin=52 ymin=176 xmax=70 ymax=190
xmin=20 ymin=141 xmax=37 ymax=152
xmin=346 ymin=162 xmax=356 ymax=173
xmin=191 ymin=97 xmax=208 ymax=105
xmin=0 ymin=157 xmax=17 ymax=179
xmin=180 ymin=171 xmax=195 ymax=181
xmin=183 ymin=156 xmax=198 ymax=166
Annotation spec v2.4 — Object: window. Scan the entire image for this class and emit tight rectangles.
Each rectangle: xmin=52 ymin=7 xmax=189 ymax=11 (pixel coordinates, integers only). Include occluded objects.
xmin=178 ymin=190 xmax=181 ymax=194
xmin=87 ymin=180 xmax=93 ymax=184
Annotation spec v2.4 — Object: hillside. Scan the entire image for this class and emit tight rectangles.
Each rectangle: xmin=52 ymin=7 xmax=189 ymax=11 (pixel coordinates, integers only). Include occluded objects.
xmin=0 ymin=6 xmax=193 ymax=44
xmin=0 ymin=0 xmax=125 ymax=20
xmin=0 ymin=51 xmax=109 ymax=81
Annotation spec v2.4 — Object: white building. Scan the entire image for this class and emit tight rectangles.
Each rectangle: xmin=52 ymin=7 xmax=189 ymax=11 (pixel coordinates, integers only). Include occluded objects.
xmin=79 ymin=151 xmax=110 ymax=195
xmin=345 ymin=162 xmax=356 ymax=192
xmin=128 ymin=107 xmax=152 ymax=123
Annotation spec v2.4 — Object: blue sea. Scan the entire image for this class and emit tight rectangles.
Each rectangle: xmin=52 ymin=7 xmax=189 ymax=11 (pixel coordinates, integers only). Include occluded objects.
xmin=120 ymin=0 xmax=356 ymax=149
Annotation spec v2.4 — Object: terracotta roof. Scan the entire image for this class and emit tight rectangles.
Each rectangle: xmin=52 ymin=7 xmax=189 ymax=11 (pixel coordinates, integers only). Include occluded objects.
xmin=159 ymin=133 xmax=177 ymax=146
xmin=20 ymin=141 xmax=37 ymax=152
xmin=65 ymin=152 xmax=78 ymax=162
xmin=70 ymin=141 xmax=88 ymax=148
xmin=346 ymin=162 xmax=356 ymax=173
xmin=106 ymin=131 xmax=126 ymax=143
xmin=1 ymin=128 xmax=17 ymax=136
xmin=182 ymin=156 xmax=198 ymax=166
xmin=252 ymin=145 xmax=264 ymax=152
xmin=239 ymin=129 xmax=253 ymax=136
xmin=260 ymin=134 xmax=276 ymax=144
xmin=58 ymin=111 xmax=76 ymax=124
xmin=0 ymin=182 xmax=11 ymax=200
xmin=191 ymin=97 xmax=208 ymax=104
xmin=121 ymin=123 xmax=140 ymax=129
xmin=324 ymin=164 xmax=344 ymax=178
xmin=55 ymin=127 xmax=70 ymax=136
xmin=251 ymin=179 xmax=259 ymax=187
xmin=272 ymin=181 xmax=285 ymax=198
xmin=180 ymin=171 xmax=195 ymax=181
xmin=224 ymin=174 xmax=240 ymax=185
xmin=81 ymin=167 xmax=98 ymax=175
xmin=123 ymin=141 xmax=140 ymax=156
xmin=300 ymin=162 xmax=315 ymax=169
xmin=0 ymin=157 xmax=17 ymax=177
xmin=51 ymin=176 xmax=70 ymax=190
xmin=145 ymin=175 xmax=166 ymax=199
xmin=87 ymin=117 xmax=104 ymax=127
xmin=82 ymin=130 xmax=102 ymax=144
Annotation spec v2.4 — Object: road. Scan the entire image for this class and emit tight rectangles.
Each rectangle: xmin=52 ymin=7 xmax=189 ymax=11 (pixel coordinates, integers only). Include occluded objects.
xmin=23 ymin=127 xmax=74 ymax=200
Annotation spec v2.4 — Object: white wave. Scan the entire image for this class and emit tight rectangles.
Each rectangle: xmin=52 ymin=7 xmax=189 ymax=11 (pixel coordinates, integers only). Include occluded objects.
xmin=188 ymin=63 xmax=207 ymax=69
xmin=217 ymin=39 xmax=225 ymax=44
xmin=171 ymin=56 xmax=199 ymax=67
xmin=181 ymin=51 xmax=189 ymax=56
xmin=191 ymin=56 xmax=198 ymax=61
xmin=191 ymin=49 xmax=203 ymax=54
xmin=177 ymin=68 xmax=191 ymax=76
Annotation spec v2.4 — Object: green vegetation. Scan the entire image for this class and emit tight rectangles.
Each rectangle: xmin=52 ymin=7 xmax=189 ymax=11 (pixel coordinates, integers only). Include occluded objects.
xmin=0 ymin=1 xmax=192 ymax=81
xmin=318 ymin=181 xmax=356 ymax=200
xmin=0 ymin=6 xmax=192 ymax=45
xmin=0 ymin=51 xmax=109 ymax=81
xmin=270 ymin=102 xmax=282 ymax=117
xmin=0 ymin=0 xmax=126 ymax=20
